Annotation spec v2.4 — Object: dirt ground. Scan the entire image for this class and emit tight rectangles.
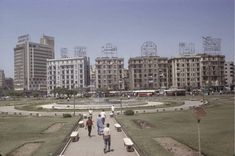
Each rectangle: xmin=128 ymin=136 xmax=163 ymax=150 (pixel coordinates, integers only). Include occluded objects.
xmin=132 ymin=119 xmax=155 ymax=129
xmin=8 ymin=142 xmax=42 ymax=156
xmin=43 ymin=122 xmax=64 ymax=133
xmin=155 ymin=137 xmax=203 ymax=156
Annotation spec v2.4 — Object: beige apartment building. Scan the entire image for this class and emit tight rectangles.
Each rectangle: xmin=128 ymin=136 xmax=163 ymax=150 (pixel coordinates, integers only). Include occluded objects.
xmin=128 ymin=56 xmax=168 ymax=90
xmin=199 ymin=53 xmax=225 ymax=90
xmin=0 ymin=69 xmax=5 ymax=88
xmin=169 ymin=53 xmax=225 ymax=91
xmin=169 ymin=55 xmax=201 ymax=90
xmin=14 ymin=35 xmax=54 ymax=92
xmin=95 ymin=57 xmax=124 ymax=90
xmin=224 ymin=61 xmax=234 ymax=90
xmin=47 ymin=57 xmax=90 ymax=95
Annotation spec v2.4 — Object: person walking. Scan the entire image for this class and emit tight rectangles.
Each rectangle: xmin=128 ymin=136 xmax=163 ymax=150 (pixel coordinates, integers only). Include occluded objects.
xmin=86 ymin=116 xmax=93 ymax=137
xmin=100 ymin=109 xmax=106 ymax=124
xmin=96 ymin=114 xmax=104 ymax=135
xmin=88 ymin=108 xmax=93 ymax=118
xmin=103 ymin=123 xmax=111 ymax=153
xmin=111 ymin=105 xmax=115 ymax=114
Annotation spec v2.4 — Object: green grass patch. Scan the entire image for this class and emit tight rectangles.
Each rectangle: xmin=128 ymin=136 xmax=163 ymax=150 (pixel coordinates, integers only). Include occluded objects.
xmin=117 ymin=95 xmax=234 ymax=156
xmin=0 ymin=116 xmax=79 ymax=156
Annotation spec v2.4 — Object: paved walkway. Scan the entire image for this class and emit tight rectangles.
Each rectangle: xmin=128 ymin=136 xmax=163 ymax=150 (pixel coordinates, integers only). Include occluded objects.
xmin=63 ymin=112 xmax=139 ymax=156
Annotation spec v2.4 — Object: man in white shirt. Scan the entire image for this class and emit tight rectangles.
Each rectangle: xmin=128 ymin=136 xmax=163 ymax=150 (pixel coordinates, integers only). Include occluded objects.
xmin=103 ymin=123 xmax=111 ymax=153
xmin=100 ymin=109 xmax=106 ymax=124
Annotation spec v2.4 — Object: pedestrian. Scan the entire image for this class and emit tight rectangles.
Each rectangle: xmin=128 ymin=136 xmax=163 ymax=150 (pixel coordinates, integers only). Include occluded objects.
xmin=97 ymin=114 xmax=104 ymax=135
xmin=86 ymin=116 xmax=93 ymax=137
xmin=111 ymin=105 xmax=115 ymax=114
xmin=100 ymin=109 xmax=106 ymax=124
xmin=103 ymin=123 xmax=111 ymax=153
xmin=88 ymin=108 xmax=93 ymax=118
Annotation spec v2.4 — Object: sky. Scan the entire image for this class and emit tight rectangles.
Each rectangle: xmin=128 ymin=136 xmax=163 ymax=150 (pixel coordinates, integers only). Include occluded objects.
xmin=0 ymin=0 xmax=234 ymax=77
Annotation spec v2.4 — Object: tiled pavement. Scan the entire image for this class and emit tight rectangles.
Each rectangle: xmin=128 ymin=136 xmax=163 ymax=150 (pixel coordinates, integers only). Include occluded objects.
xmin=63 ymin=112 xmax=139 ymax=156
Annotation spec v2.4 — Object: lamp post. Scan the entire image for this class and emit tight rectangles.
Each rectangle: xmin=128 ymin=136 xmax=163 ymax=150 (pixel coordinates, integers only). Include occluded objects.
xmin=73 ymin=83 xmax=77 ymax=117
xmin=119 ymin=80 xmax=123 ymax=114
xmin=193 ymin=107 xmax=206 ymax=156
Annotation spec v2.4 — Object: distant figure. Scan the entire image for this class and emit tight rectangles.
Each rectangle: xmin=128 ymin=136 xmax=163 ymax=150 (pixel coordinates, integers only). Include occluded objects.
xmin=88 ymin=108 xmax=93 ymax=118
xmin=111 ymin=105 xmax=115 ymax=114
xmin=97 ymin=114 xmax=104 ymax=135
xmin=86 ymin=116 xmax=93 ymax=137
xmin=103 ymin=123 xmax=111 ymax=153
xmin=220 ymin=90 xmax=223 ymax=95
xmin=128 ymin=95 xmax=130 ymax=99
xmin=100 ymin=109 xmax=106 ymax=124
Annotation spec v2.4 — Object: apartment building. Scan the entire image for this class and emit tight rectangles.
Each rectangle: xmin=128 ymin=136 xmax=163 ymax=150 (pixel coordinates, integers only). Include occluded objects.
xmin=168 ymin=55 xmax=201 ymax=90
xmin=95 ymin=57 xmax=124 ymax=90
xmin=0 ymin=70 xmax=5 ymax=88
xmin=89 ymin=65 xmax=96 ymax=92
xmin=199 ymin=53 xmax=225 ymax=90
xmin=224 ymin=61 xmax=234 ymax=90
xmin=14 ymin=35 xmax=54 ymax=92
xmin=169 ymin=53 xmax=225 ymax=91
xmin=47 ymin=57 xmax=90 ymax=95
xmin=128 ymin=56 xmax=168 ymax=90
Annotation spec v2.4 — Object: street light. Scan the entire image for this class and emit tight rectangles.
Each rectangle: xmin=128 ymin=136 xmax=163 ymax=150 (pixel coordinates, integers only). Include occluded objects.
xmin=73 ymin=83 xmax=77 ymax=117
xmin=119 ymin=80 xmax=123 ymax=114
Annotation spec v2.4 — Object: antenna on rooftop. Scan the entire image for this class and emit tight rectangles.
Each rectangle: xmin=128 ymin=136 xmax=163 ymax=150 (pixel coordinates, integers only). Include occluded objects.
xmin=102 ymin=43 xmax=117 ymax=57
xmin=74 ymin=46 xmax=87 ymax=57
xmin=61 ymin=48 xmax=68 ymax=58
xmin=141 ymin=41 xmax=157 ymax=56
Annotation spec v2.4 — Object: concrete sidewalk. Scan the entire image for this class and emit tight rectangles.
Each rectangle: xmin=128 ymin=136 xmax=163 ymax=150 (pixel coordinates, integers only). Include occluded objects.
xmin=63 ymin=112 xmax=139 ymax=156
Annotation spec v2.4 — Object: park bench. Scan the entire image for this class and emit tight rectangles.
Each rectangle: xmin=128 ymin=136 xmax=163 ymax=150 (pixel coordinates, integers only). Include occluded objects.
xmin=114 ymin=123 xmax=122 ymax=132
xmin=78 ymin=120 xmax=84 ymax=128
xmin=70 ymin=131 xmax=79 ymax=142
xmin=123 ymin=137 xmax=134 ymax=152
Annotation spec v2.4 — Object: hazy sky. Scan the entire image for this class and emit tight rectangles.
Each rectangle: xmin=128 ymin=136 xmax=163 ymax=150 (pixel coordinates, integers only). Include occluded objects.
xmin=0 ymin=0 xmax=234 ymax=77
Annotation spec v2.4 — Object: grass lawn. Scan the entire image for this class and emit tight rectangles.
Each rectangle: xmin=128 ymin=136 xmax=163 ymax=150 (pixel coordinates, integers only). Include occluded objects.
xmin=117 ymin=95 xmax=234 ymax=156
xmin=0 ymin=116 xmax=79 ymax=156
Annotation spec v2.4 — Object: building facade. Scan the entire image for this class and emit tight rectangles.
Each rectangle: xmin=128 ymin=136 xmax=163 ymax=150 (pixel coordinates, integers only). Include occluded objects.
xmin=168 ymin=55 xmax=201 ymax=90
xmin=169 ymin=53 xmax=225 ymax=91
xmin=199 ymin=53 xmax=225 ymax=90
xmin=128 ymin=56 xmax=168 ymax=90
xmin=95 ymin=57 xmax=124 ymax=90
xmin=89 ymin=65 xmax=96 ymax=93
xmin=14 ymin=35 xmax=54 ymax=92
xmin=224 ymin=61 xmax=234 ymax=90
xmin=0 ymin=70 xmax=5 ymax=88
xmin=5 ymin=78 xmax=14 ymax=90
xmin=47 ymin=57 xmax=90 ymax=95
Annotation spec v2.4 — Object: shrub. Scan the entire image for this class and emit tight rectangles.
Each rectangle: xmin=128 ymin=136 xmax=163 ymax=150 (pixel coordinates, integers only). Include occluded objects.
xmin=124 ymin=110 xmax=134 ymax=116
xmin=63 ymin=113 xmax=72 ymax=118
xmin=37 ymin=107 xmax=43 ymax=110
